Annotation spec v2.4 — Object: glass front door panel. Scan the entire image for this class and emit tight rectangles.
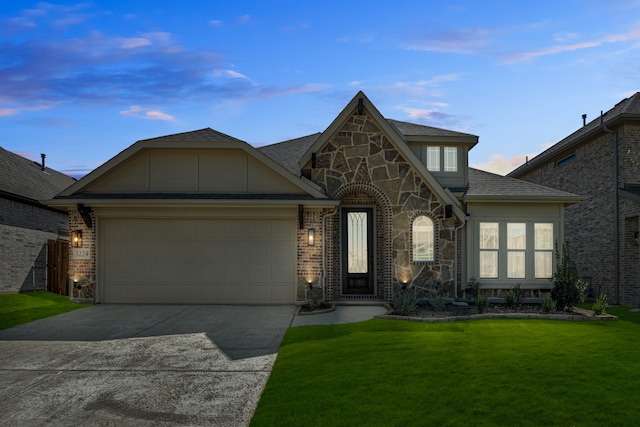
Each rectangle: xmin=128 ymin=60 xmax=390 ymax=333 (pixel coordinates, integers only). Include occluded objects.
xmin=347 ymin=212 xmax=368 ymax=273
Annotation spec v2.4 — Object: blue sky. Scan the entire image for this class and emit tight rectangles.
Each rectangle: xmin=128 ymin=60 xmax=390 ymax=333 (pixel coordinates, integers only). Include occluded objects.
xmin=2 ymin=1 xmax=640 ymax=178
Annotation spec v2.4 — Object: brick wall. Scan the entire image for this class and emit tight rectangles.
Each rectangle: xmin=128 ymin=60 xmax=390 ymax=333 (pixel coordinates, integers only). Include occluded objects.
xmin=516 ymin=123 xmax=640 ymax=305
xmin=0 ymin=198 xmax=68 ymax=293
xmin=68 ymin=210 xmax=96 ymax=302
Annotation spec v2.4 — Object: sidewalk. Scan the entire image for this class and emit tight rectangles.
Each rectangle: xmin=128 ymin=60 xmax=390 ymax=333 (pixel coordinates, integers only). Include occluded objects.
xmin=291 ymin=305 xmax=388 ymax=326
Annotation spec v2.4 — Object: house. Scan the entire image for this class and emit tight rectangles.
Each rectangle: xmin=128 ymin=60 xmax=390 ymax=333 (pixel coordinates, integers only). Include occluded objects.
xmin=46 ymin=92 xmax=581 ymax=304
xmin=509 ymin=93 xmax=640 ymax=306
xmin=0 ymin=147 xmax=76 ymax=293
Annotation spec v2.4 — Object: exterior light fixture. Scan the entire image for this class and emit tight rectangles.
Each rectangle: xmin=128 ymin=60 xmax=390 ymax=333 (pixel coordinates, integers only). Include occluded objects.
xmin=71 ymin=230 xmax=83 ymax=248
xmin=308 ymin=228 xmax=315 ymax=246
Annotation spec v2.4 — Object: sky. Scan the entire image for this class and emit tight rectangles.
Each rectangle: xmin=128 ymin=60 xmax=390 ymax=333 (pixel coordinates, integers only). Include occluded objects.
xmin=2 ymin=1 xmax=640 ymax=179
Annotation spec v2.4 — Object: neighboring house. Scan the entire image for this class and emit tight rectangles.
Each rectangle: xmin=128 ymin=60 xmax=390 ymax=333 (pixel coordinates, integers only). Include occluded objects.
xmin=509 ymin=93 xmax=640 ymax=306
xmin=46 ymin=92 xmax=581 ymax=304
xmin=0 ymin=147 xmax=76 ymax=293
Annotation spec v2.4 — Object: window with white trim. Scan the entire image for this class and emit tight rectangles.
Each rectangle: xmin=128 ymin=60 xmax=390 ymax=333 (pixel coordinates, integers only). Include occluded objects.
xmin=534 ymin=223 xmax=553 ymax=278
xmin=478 ymin=222 xmax=555 ymax=281
xmin=412 ymin=215 xmax=434 ymax=262
xmin=479 ymin=222 xmax=499 ymax=278
xmin=410 ymin=146 xmax=459 ymax=172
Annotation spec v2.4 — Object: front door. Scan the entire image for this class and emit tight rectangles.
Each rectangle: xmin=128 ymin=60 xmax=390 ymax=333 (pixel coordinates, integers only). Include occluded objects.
xmin=342 ymin=208 xmax=374 ymax=295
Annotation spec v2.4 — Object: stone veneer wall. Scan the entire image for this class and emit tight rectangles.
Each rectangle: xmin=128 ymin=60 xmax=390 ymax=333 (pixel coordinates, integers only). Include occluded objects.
xmin=515 ymin=123 xmax=640 ymax=305
xmin=0 ymin=198 xmax=68 ymax=293
xmin=309 ymin=111 xmax=460 ymax=302
xmin=68 ymin=210 xmax=96 ymax=302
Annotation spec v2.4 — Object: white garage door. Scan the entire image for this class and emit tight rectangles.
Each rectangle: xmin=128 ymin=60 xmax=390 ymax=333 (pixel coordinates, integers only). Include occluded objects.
xmin=100 ymin=218 xmax=296 ymax=304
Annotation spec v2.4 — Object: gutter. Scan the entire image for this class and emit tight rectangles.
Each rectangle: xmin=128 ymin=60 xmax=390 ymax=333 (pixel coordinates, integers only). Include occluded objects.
xmin=602 ymin=112 xmax=620 ymax=304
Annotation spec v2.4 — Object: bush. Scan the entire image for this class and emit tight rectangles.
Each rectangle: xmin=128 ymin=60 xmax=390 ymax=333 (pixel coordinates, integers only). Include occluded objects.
xmin=542 ymin=296 xmax=556 ymax=313
xmin=551 ymin=241 xmax=587 ymax=311
xmin=306 ymin=284 xmax=324 ymax=311
xmin=429 ymin=294 xmax=446 ymax=312
xmin=504 ymin=289 xmax=517 ymax=308
xmin=592 ymin=293 xmax=608 ymax=315
xmin=476 ymin=293 xmax=488 ymax=314
xmin=392 ymin=285 xmax=417 ymax=315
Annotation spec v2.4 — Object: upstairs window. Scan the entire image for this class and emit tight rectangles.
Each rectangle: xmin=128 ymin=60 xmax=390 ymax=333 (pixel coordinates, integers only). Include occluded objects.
xmin=412 ymin=215 xmax=434 ymax=262
xmin=424 ymin=146 xmax=458 ymax=172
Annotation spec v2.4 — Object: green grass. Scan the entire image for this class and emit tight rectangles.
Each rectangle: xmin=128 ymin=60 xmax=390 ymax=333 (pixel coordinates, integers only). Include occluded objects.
xmin=0 ymin=291 xmax=90 ymax=330
xmin=252 ymin=307 xmax=640 ymax=427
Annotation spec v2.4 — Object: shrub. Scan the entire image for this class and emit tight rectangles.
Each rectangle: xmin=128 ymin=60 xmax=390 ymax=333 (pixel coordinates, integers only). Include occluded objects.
xmin=429 ymin=294 xmax=446 ymax=312
xmin=306 ymin=284 xmax=324 ymax=311
xmin=542 ymin=296 xmax=556 ymax=313
xmin=476 ymin=293 xmax=488 ymax=314
xmin=592 ymin=293 xmax=608 ymax=315
xmin=392 ymin=285 xmax=417 ymax=315
xmin=504 ymin=289 xmax=517 ymax=308
xmin=465 ymin=278 xmax=480 ymax=300
xmin=551 ymin=241 xmax=587 ymax=311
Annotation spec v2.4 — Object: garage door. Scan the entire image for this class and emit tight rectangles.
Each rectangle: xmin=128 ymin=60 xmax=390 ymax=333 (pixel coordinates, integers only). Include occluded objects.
xmin=100 ymin=218 xmax=296 ymax=304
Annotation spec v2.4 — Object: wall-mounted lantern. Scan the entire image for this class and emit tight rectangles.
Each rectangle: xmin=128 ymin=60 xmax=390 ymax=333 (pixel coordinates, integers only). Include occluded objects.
xmin=71 ymin=230 xmax=83 ymax=248
xmin=308 ymin=228 xmax=315 ymax=246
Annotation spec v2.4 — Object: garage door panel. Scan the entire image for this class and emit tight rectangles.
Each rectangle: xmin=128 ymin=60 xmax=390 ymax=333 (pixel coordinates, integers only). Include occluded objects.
xmin=101 ymin=218 xmax=295 ymax=304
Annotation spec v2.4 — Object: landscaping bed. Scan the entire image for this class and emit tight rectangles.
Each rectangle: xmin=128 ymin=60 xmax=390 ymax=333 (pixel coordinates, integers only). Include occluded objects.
xmin=378 ymin=302 xmax=617 ymax=322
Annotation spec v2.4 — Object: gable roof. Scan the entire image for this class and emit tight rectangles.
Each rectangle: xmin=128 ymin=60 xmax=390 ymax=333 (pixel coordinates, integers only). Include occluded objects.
xmin=0 ymin=146 xmax=75 ymax=203
xmin=51 ymin=128 xmax=330 ymax=205
xmin=467 ymin=168 xmax=583 ymax=203
xmin=509 ymin=92 xmax=640 ymax=177
xmin=291 ymin=91 xmax=467 ymax=220
xmin=387 ymin=119 xmax=478 ymax=146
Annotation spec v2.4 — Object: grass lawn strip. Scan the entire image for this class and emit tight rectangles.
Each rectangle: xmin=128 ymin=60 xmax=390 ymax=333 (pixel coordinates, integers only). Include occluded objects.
xmin=0 ymin=291 xmax=90 ymax=330
xmin=251 ymin=306 xmax=640 ymax=427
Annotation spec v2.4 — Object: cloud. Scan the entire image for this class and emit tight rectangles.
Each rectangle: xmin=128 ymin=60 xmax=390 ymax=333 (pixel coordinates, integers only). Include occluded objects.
xmin=472 ymin=153 xmax=530 ymax=175
xmin=0 ymin=108 xmax=17 ymax=116
xmin=502 ymin=22 xmax=640 ymax=62
xmin=208 ymin=19 xmax=223 ymax=26
xmin=120 ymin=106 xmax=175 ymax=121
xmin=403 ymin=28 xmax=492 ymax=54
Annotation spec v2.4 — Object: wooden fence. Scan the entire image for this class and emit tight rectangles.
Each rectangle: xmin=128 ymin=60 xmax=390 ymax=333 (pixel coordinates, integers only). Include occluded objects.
xmin=47 ymin=239 xmax=69 ymax=295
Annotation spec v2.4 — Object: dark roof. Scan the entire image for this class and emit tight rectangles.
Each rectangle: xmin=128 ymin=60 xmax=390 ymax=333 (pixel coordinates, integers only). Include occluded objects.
xmin=387 ymin=119 xmax=477 ymax=138
xmin=0 ymin=147 xmax=76 ymax=202
xmin=138 ymin=127 xmax=245 ymax=143
xmin=509 ymin=92 xmax=640 ymax=177
xmin=55 ymin=193 xmax=323 ymax=201
xmin=468 ymin=168 xmax=582 ymax=201
xmin=257 ymin=133 xmax=321 ymax=176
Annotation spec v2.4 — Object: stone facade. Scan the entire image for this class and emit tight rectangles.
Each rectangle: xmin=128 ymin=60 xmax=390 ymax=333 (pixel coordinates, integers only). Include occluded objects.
xmin=308 ymin=111 xmax=461 ymax=302
xmin=0 ymin=198 xmax=68 ymax=293
xmin=513 ymin=122 xmax=640 ymax=305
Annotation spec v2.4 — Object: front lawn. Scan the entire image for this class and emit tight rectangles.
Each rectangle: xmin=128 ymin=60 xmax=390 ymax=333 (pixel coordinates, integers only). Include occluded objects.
xmin=0 ymin=291 xmax=90 ymax=330
xmin=251 ymin=306 xmax=640 ymax=426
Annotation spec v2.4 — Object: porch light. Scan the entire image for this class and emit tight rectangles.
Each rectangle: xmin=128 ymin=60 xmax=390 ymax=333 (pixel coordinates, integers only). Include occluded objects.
xmin=72 ymin=230 xmax=83 ymax=248
xmin=308 ymin=228 xmax=315 ymax=246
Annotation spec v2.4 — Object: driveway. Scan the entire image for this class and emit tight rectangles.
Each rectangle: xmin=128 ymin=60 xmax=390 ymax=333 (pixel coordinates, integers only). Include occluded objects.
xmin=0 ymin=304 xmax=296 ymax=426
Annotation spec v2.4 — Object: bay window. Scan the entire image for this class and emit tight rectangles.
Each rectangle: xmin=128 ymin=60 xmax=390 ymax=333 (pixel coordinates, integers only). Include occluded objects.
xmin=478 ymin=222 xmax=555 ymax=281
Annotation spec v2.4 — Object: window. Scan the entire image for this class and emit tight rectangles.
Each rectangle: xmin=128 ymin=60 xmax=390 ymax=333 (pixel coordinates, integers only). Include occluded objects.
xmin=557 ymin=154 xmax=576 ymax=167
xmin=412 ymin=215 xmax=434 ymax=262
xmin=426 ymin=147 xmax=440 ymax=172
xmin=507 ymin=223 xmax=526 ymax=278
xmin=444 ymin=147 xmax=458 ymax=172
xmin=479 ymin=222 xmax=499 ymax=278
xmin=478 ymin=222 xmax=554 ymax=281
xmin=534 ymin=223 xmax=553 ymax=278
xmin=416 ymin=146 xmax=458 ymax=172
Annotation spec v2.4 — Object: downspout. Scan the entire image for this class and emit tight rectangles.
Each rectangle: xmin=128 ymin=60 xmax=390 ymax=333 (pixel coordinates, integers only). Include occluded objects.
xmin=321 ymin=208 xmax=338 ymax=302
xmin=453 ymin=220 xmax=466 ymax=300
xmin=602 ymin=112 xmax=620 ymax=304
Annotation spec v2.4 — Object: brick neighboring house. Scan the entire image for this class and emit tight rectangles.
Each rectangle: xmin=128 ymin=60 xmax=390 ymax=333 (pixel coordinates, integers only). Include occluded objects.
xmin=0 ymin=147 xmax=76 ymax=293
xmin=509 ymin=93 xmax=640 ymax=305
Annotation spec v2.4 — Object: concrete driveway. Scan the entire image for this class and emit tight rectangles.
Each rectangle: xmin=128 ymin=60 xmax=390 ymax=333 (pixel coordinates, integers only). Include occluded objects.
xmin=0 ymin=304 xmax=296 ymax=426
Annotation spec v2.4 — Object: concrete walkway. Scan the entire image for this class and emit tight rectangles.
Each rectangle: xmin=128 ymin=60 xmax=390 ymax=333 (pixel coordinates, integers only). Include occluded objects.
xmin=0 ymin=304 xmax=384 ymax=426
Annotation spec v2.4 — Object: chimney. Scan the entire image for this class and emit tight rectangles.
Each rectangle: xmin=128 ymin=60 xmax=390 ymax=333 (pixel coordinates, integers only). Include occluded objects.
xmin=582 ymin=114 xmax=587 ymax=127
xmin=40 ymin=153 xmax=46 ymax=171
